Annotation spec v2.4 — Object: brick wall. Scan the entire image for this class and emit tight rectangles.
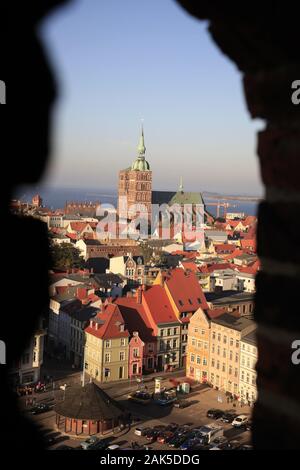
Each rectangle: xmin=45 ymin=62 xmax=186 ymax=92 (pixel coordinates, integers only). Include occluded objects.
xmin=176 ymin=0 xmax=300 ymax=449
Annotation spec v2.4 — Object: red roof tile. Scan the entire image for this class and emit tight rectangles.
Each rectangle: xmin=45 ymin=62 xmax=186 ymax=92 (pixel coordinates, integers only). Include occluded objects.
xmin=114 ymin=297 xmax=155 ymax=343
xmin=85 ymin=304 xmax=129 ymax=340
xmin=143 ymin=285 xmax=181 ymax=324
xmin=162 ymin=268 xmax=208 ymax=313
xmin=181 ymin=261 xmax=199 ymax=273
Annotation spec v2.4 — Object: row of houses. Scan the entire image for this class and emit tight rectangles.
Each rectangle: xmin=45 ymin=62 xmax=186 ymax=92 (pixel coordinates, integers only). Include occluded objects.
xmin=187 ymin=308 xmax=257 ymax=405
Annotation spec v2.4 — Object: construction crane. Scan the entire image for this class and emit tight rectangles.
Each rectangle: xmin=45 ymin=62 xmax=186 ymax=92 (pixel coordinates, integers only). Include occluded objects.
xmin=205 ymin=201 xmax=237 ymax=219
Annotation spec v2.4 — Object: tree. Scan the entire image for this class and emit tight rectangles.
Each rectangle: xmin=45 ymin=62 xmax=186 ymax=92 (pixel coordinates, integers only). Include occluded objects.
xmin=50 ymin=242 xmax=84 ymax=270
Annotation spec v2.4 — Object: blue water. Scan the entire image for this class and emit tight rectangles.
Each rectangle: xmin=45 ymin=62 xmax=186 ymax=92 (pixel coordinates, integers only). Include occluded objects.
xmin=15 ymin=185 xmax=258 ymax=216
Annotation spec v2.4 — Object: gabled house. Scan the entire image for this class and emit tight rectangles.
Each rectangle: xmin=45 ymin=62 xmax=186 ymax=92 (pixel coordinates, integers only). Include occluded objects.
xmin=115 ymin=292 xmax=157 ymax=373
xmin=109 ymin=254 xmax=144 ymax=284
xmin=142 ymin=285 xmax=182 ymax=371
xmin=153 ymin=268 xmax=209 ymax=366
xmin=84 ymin=304 xmax=130 ymax=382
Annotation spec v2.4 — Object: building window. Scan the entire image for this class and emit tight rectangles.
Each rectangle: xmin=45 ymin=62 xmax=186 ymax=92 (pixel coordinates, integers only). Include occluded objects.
xmin=223 ymin=336 xmax=227 ymax=344
xmin=172 ymin=339 xmax=177 ymax=349
xmin=120 ymin=351 xmax=125 ymax=361
xmin=133 ymin=348 xmax=139 ymax=358
xmin=120 ymin=338 xmax=126 ymax=346
xmin=174 ymin=328 xmax=178 ymax=335
xmin=167 ymin=328 xmax=171 ymax=336
xmin=104 ymin=353 xmax=111 ymax=363
xmin=203 ymin=357 xmax=207 ymax=366
xmin=160 ymin=329 xmax=164 ymax=337
xmin=105 ymin=340 xmax=111 ymax=348
xmin=104 ymin=368 xmax=110 ymax=378
xmin=191 ymin=354 xmax=195 ymax=363
xmin=192 ymin=338 xmax=196 ymax=346
xmin=196 ymin=355 xmax=201 ymax=364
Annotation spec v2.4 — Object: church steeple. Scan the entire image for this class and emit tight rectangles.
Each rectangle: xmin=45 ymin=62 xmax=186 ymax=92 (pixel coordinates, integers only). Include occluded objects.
xmin=137 ymin=124 xmax=146 ymax=156
xmin=131 ymin=123 xmax=150 ymax=171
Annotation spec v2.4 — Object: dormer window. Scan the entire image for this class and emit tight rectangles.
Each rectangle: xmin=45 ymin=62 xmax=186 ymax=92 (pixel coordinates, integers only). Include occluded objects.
xmin=179 ymin=300 xmax=183 ymax=306
xmin=120 ymin=324 xmax=125 ymax=332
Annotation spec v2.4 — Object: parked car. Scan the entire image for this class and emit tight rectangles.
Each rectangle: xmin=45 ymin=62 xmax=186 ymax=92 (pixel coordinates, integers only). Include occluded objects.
xmin=239 ymin=444 xmax=253 ymax=450
xmin=206 ymin=409 xmax=225 ymax=420
xmin=209 ymin=436 xmax=228 ymax=448
xmin=157 ymin=431 xmax=174 ymax=444
xmin=224 ymin=440 xmax=241 ymax=450
xmin=221 ymin=412 xmax=236 ymax=423
xmin=93 ymin=439 xmax=111 ymax=450
xmin=169 ymin=433 xmax=190 ymax=449
xmin=145 ymin=429 xmax=160 ymax=443
xmin=30 ymin=403 xmax=51 ymax=415
xmin=107 ymin=444 xmax=120 ymax=451
xmin=128 ymin=391 xmax=152 ymax=405
xmin=232 ymin=415 xmax=248 ymax=428
xmin=81 ymin=436 xmax=100 ymax=450
xmin=134 ymin=426 xmax=151 ymax=437
xmin=180 ymin=437 xmax=201 ymax=451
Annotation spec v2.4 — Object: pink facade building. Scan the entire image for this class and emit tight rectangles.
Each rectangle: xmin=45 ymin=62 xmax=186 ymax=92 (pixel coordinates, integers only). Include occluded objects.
xmin=128 ymin=332 xmax=144 ymax=379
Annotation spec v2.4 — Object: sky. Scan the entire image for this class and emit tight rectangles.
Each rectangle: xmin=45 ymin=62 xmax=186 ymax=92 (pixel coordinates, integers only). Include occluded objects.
xmin=39 ymin=0 xmax=264 ymax=196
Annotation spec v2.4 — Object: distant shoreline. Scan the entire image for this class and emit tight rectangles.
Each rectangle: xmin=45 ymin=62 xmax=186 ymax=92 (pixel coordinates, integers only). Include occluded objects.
xmin=203 ymin=192 xmax=262 ymax=202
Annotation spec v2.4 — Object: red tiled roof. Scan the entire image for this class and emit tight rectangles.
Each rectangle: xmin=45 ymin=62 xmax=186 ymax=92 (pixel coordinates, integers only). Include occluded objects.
xmin=207 ymin=308 xmax=227 ymax=319
xmin=68 ymin=222 xmax=89 ymax=232
xmin=143 ymin=285 xmax=181 ymax=324
xmin=66 ymin=233 xmax=77 ymax=240
xmin=240 ymin=238 xmax=256 ymax=252
xmin=171 ymin=251 xmax=197 ymax=259
xmin=115 ymin=297 xmax=155 ymax=343
xmin=207 ymin=263 xmax=234 ymax=273
xmin=181 ymin=261 xmax=199 ymax=273
xmin=243 ymin=215 xmax=257 ymax=226
xmin=224 ymin=248 xmax=245 ymax=259
xmin=215 ymin=244 xmax=236 ymax=254
xmin=162 ymin=268 xmax=208 ymax=313
xmin=85 ymin=304 xmax=129 ymax=340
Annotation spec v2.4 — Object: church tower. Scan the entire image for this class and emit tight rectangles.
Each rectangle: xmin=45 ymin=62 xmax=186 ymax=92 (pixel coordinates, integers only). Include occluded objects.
xmin=118 ymin=126 xmax=152 ymax=221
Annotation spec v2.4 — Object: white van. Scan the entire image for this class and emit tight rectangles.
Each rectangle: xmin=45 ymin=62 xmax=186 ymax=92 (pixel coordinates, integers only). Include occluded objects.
xmin=198 ymin=424 xmax=224 ymax=444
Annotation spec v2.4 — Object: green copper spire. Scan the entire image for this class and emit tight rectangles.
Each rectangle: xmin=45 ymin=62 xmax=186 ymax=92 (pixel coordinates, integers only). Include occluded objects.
xmin=137 ymin=124 xmax=146 ymax=155
xmin=131 ymin=124 xmax=150 ymax=171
